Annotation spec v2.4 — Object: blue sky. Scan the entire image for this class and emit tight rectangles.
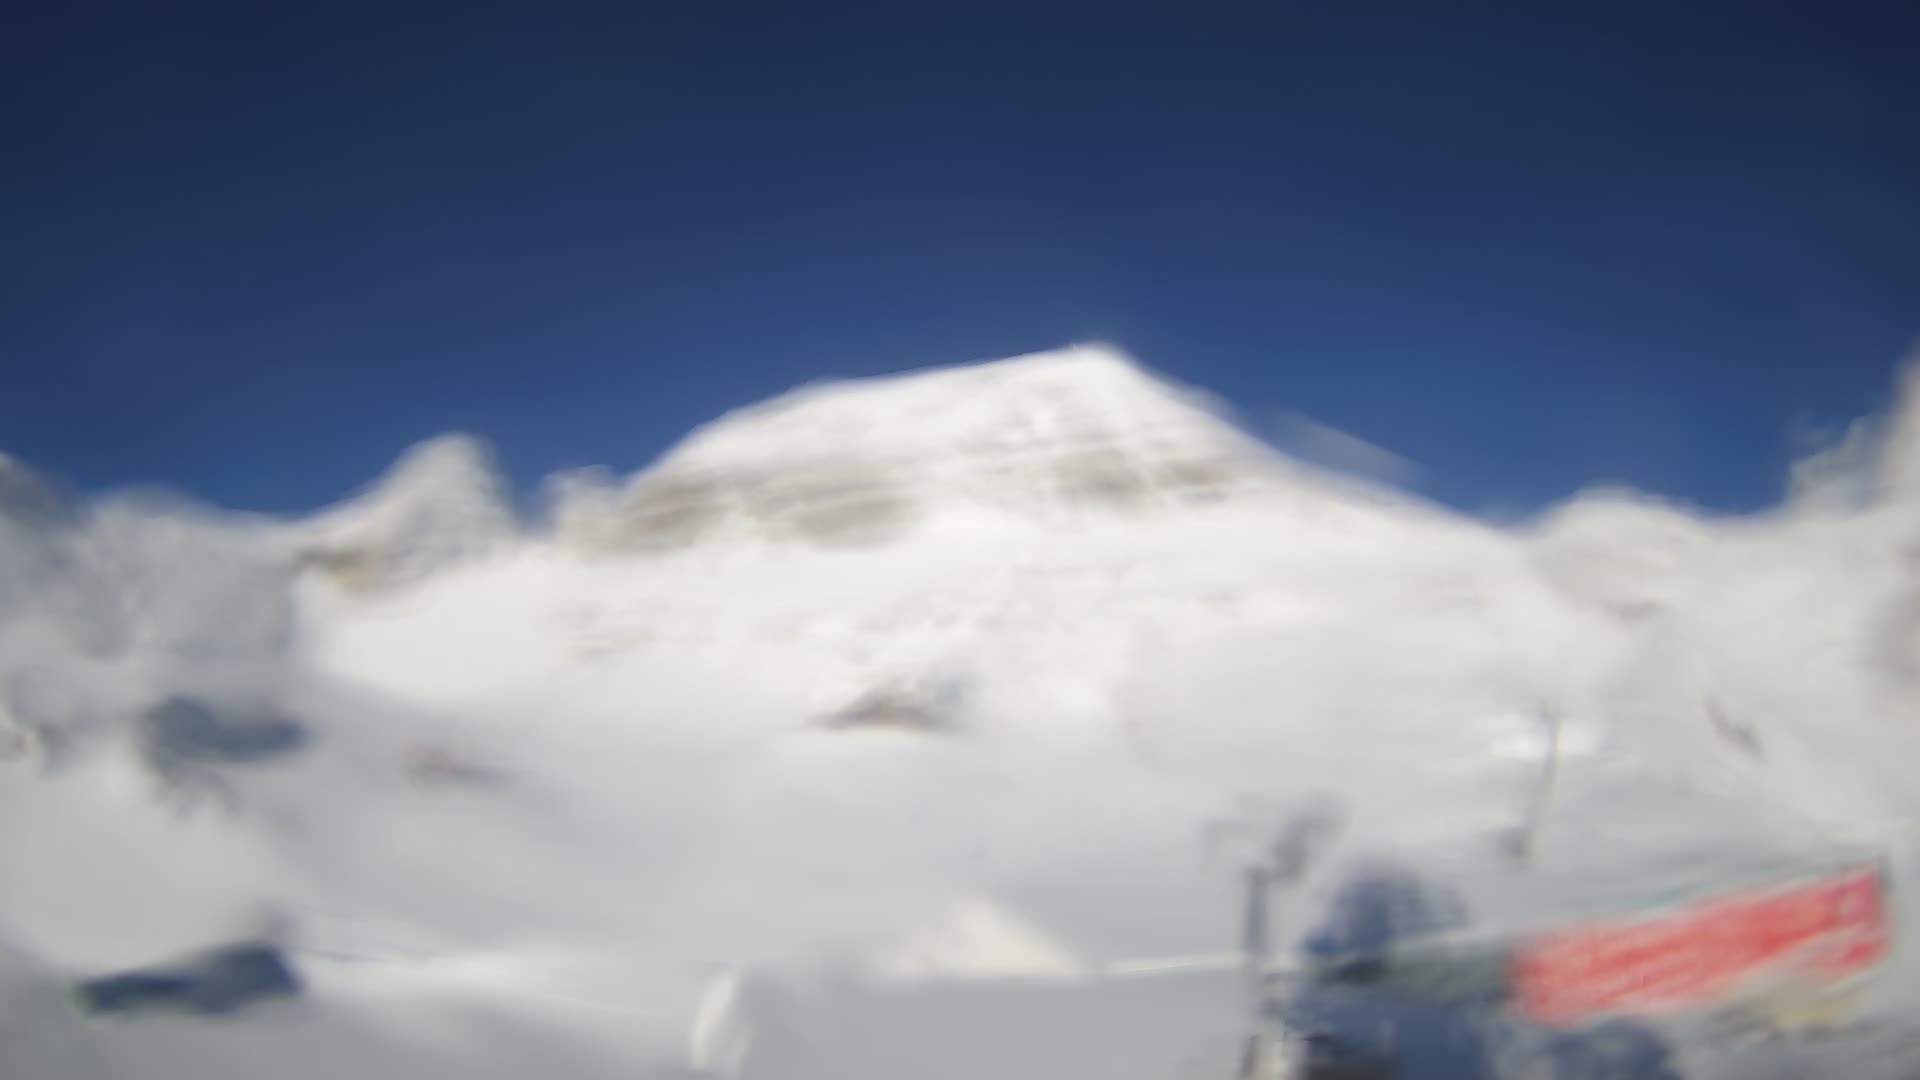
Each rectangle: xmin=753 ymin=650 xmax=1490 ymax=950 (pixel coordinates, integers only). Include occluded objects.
xmin=4 ymin=5 xmax=1917 ymax=515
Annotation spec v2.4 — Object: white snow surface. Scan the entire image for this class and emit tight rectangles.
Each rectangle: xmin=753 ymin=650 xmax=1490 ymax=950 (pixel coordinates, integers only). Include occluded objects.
xmin=4 ymin=344 xmax=1920 ymax=1077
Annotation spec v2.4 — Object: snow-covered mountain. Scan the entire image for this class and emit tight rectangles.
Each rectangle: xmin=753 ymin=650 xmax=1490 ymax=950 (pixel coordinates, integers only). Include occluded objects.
xmin=6 ymin=344 xmax=1920 ymax=1078
xmin=287 ymin=433 xmax=517 ymax=592
xmin=547 ymin=345 xmax=1440 ymax=556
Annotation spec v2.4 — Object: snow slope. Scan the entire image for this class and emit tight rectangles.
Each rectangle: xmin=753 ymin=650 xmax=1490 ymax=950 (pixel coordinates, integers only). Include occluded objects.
xmin=5 ymin=344 xmax=1920 ymax=1078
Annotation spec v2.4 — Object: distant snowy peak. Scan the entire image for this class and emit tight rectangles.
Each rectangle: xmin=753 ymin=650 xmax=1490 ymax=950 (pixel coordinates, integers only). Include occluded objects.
xmin=1527 ymin=491 xmax=1716 ymax=621
xmin=0 ymin=452 xmax=80 ymax=532
xmin=1871 ymin=356 xmax=1920 ymax=509
xmin=0 ymin=454 xmax=87 ymax=648
xmin=292 ymin=435 xmax=516 ymax=591
xmin=671 ymin=345 xmax=1258 ymax=470
xmin=556 ymin=345 xmax=1392 ymax=554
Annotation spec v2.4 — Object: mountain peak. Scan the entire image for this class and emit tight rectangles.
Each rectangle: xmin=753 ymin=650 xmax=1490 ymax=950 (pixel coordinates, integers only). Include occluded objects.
xmin=293 ymin=434 xmax=516 ymax=590
xmin=554 ymin=346 xmax=1310 ymax=554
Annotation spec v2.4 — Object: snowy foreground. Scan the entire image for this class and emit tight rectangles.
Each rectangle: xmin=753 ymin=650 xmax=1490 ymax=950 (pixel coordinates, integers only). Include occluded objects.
xmin=7 ymin=346 xmax=1920 ymax=1078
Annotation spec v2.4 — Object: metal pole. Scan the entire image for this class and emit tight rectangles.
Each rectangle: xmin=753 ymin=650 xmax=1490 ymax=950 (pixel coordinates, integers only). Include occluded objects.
xmin=1243 ymin=865 xmax=1270 ymax=993
xmin=1512 ymin=703 xmax=1564 ymax=867
xmin=1238 ymin=865 xmax=1278 ymax=1080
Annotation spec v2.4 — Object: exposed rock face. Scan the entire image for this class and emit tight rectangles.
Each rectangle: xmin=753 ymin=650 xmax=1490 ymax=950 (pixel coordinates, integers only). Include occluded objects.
xmin=137 ymin=694 xmax=313 ymax=815
xmin=816 ymin=677 xmax=969 ymax=734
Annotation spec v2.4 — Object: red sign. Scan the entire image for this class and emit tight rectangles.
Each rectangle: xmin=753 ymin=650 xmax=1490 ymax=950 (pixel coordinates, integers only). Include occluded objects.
xmin=1509 ymin=863 xmax=1893 ymax=1025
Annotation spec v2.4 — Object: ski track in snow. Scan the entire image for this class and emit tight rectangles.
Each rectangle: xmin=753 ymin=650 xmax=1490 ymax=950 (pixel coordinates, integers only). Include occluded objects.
xmin=4 ymin=346 xmax=1920 ymax=1078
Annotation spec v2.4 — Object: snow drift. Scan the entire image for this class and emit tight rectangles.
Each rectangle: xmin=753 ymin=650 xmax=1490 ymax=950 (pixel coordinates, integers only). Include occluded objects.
xmin=4 ymin=344 xmax=1920 ymax=1078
